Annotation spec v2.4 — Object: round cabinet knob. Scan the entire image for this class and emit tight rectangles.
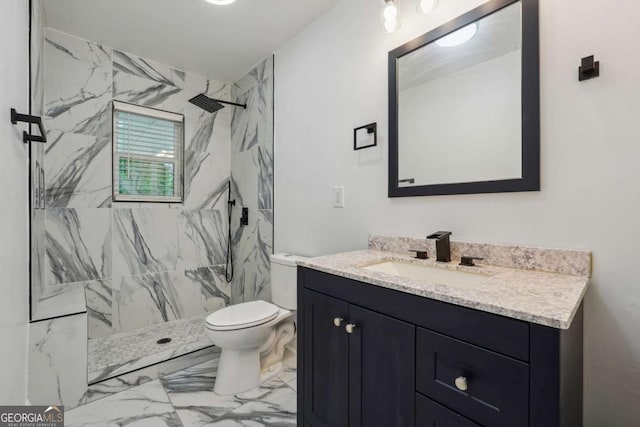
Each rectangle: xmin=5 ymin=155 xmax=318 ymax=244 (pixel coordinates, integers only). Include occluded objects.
xmin=455 ymin=376 xmax=468 ymax=391
xmin=333 ymin=317 xmax=344 ymax=327
xmin=345 ymin=323 xmax=357 ymax=334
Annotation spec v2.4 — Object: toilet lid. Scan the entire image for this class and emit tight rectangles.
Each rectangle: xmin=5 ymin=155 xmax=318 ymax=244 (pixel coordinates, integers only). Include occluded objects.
xmin=205 ymin=300 xmax=279 ymax=331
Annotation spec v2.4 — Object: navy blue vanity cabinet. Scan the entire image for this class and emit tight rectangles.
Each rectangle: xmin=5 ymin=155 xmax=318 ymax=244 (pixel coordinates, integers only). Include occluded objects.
xmin=415 ymin=395 xmax=480 ymax=427
xmin=301 ymin=289 xmax=415 ymax=427
xmin=348 ymin=305 xmax=415 ymax=427
xmin=416 ymin=328 xmax=529 ymax=426
xmin=302 ymin=289 xmax=350 ymax=427
xmin=298 ymin=267 xmax=584 ymax=427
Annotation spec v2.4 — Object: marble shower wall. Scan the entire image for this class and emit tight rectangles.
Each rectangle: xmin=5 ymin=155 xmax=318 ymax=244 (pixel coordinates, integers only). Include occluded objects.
xmin=30 ymin=0 xmax=46 ymax=318
xmin=230 ymin=56 xmax=275 ymax=303
xmin=29 ymin=314 xmax=88 ymax=408
xmin=40 ymin=29 xmax=232 ymax=337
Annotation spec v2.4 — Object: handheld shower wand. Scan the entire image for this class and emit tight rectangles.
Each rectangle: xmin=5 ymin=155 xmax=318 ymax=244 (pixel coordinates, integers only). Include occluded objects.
xmin=225 ymin=182 xmax=235 ymax=283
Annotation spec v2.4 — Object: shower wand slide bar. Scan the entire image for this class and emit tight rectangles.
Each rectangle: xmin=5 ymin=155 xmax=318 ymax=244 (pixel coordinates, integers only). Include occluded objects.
xmin=10 ymin=108 xmax=47 ymax=143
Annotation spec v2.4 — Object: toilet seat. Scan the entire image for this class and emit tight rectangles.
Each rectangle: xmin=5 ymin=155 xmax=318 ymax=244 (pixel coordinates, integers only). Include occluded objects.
xmin=205 ymin=300 xmax=279 ymax=331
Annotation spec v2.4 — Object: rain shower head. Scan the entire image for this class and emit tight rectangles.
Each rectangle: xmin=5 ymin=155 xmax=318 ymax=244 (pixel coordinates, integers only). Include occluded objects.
xmin=189 ymin=94 xmax=225 ymax=113
xmin=188 ymin=94 xmax=247 ymax=113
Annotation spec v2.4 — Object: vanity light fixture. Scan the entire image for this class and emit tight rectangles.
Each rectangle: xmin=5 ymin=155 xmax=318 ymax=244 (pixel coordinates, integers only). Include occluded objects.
xmin=435 ymin=22 xmax=478 ymax=47
xmin=382 ymin=0 xmax=401 ymax=33
xmin=205 ymin=0 xmax=237 ymax=5
xmin=417 ymin=0 xmax=439 ymax=14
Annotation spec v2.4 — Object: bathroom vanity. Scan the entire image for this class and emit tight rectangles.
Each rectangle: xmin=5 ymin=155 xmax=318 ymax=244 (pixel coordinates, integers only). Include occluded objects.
xmin=296 ymin=238 xmax=590 ymax=427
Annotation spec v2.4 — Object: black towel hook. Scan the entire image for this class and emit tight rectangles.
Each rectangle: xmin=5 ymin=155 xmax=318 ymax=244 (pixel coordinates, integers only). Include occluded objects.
xmin=578 ymin=55 xmax=600 ymax=81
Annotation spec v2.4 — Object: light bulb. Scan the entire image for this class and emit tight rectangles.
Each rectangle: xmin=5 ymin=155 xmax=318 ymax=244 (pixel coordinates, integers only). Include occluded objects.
xmin=435 ymin=23 xmax=478 ymax=47
xmin=417 ymin=0 xmax=438 ymax=14
xmin=383 ymin=1 xmax=398 ymax=20
xmin=384 ymin=18 xmax=401 ymax=33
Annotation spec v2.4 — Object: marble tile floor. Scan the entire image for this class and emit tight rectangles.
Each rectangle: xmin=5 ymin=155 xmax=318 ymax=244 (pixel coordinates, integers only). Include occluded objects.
xmin=89 ymin=315 xmax=211 ymax=383
xmin=67 ymin=353 xmax=297 ymax=426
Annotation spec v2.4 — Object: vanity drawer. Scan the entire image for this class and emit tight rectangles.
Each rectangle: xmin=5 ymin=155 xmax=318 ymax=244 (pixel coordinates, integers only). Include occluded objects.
xmin=301 ymin=268 xmax=529 ymax=361
xmin=415 ymin=394 xmax=480 ymax=427
xmin=416 ymin=328 xmax=529 ymax=427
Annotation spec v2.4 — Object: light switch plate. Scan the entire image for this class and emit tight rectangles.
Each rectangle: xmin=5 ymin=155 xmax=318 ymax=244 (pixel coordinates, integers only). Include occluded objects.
xmin=333 ymin=186 xmax=345 ymax=208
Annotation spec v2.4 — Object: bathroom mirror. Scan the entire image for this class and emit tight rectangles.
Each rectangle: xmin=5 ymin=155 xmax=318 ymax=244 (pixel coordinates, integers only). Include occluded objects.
xmin=388 ymin=0 xmax=539 ymax=197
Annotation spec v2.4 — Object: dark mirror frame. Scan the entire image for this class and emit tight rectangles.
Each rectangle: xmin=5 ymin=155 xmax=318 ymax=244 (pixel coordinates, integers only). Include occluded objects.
xmin=388 ymin=0 xmax=539 ymax=197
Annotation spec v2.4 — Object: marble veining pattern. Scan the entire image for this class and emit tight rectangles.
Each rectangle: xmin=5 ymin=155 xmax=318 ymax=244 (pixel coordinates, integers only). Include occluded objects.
xmin=68 ymin=351 xmax=296 ymax=426
xmin=112 ymin=208 xmax=180 ymax=277
xmin=65 ymin=379 xmax=182 ymax=427
xmin=32 ymin=282 xmax=86 ymax=321
xmin=37 ymin=28 xmax=233 ymax=331
xmin=45 ymin=131 xmax=112 ymax=208
xmin=299 ymin=249 xmax=590 ymax=329
xmin=86 ymin=347 xmax=216 ymax=404
xmin=231 ymin=209 xmax=273 ymax=303
xmin=29 ymin=314 xmax=88 ymax=409
xmin=113 ymin=70 xmax=184 ymax=110
xmin=113 ymin=50 xmax=186 ymax=88
xmin=114 ymin=266 xmax=230 ymax=333
xmin=231 ymin=56 xmax=274 ymax=304
xmin=369 ymin=234 xmax=592 ymax=276
xmin=88 ymin=315 xmax=212 ymax=383
xmin=45 ymin=208 xmax=111 ymax=286
xmin=85 ymin=279 xmax=113 ymax=339
xmin=44 ymin=29 xmax=112 ymax=138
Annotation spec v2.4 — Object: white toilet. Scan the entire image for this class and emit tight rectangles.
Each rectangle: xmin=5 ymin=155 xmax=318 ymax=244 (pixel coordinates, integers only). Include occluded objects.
xmin=205 ymin=253 xmax=307 ymax=395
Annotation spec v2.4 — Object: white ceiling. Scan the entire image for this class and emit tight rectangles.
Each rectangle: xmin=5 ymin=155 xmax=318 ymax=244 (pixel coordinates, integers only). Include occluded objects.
xmin=399 ymin=2 xmax=521 ymax=91
xmin=44 ymin=0 xmax=342 ymax=83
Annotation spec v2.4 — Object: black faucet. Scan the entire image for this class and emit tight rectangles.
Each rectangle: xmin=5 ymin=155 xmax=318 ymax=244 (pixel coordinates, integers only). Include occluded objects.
xmin=427 ymin=231 xmax=452 ymax=262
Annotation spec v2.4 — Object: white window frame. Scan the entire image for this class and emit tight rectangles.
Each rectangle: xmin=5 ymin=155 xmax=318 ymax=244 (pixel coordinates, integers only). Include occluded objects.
xmin=112 ymin=101 xmax=185 ymax=203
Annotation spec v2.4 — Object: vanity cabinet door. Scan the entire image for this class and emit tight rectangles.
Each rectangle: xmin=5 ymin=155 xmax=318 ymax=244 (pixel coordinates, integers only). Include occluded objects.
xmin=302 ymin=290 xmax=350 ymax=427
xmin=348 ymin=305 xmax=415 ymax=427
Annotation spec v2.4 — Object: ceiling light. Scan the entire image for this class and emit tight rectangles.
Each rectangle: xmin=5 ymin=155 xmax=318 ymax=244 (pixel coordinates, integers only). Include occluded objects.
xmin=382 ymin=0 xmax=401 ymax=34
xmin=435 ymin=23 xmax=478 ymax=47
xmin=384 ymin=18 xmax=401 ymax=33
xmin=417 ymin=0 xmax=439 ymax=14
xmin=205 ymin=0 xmax=237 ymax=5
xmin=383 ymin=0 xmax=398 ymax=20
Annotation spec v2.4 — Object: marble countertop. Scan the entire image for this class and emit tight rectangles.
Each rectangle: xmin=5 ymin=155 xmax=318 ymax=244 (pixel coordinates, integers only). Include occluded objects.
xmin=298 ymin=250 xmax=590 ymax=329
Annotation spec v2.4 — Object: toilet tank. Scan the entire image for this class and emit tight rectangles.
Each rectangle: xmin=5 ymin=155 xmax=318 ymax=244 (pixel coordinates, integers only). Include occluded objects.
xmin=271 ymin=253 xmax=309 ymax=310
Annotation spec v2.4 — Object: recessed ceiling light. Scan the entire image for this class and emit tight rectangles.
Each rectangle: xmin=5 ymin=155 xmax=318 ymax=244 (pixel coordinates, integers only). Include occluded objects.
xmin=205 ymin=0 xmax=237 ymax=5
xmin=435 ymin=23 xmax=478 ymax=47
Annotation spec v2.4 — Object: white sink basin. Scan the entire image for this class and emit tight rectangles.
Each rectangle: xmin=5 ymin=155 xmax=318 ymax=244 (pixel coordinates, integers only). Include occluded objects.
xmin=361 ymin=261 xmax=488 ymax=289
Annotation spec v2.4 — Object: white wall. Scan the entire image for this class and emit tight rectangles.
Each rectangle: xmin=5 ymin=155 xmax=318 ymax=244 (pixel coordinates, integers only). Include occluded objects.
xmin=399 ymin=51 xmax=521 ymax=185
xmin=0 ymin=0 xmax=30 ymax=405
xmin=274 ymin=0 xmax=640 ymax=424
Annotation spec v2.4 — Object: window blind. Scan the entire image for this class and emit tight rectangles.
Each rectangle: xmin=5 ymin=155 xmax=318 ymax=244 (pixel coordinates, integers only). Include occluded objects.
xmin=112 ymin=101 xmax=184 ymax=202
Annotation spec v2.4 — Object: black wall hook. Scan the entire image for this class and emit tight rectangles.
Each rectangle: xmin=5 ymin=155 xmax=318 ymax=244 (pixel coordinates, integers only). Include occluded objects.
xmin=578 ymin=55 xmax=600 ymax=81
xmin=10 ymin=108 xmax=47 ymax=143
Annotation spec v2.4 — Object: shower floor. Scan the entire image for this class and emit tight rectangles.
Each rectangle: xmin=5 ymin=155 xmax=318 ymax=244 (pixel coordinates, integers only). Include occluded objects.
xmin=88 ymin=315 xmax=212 ymax=384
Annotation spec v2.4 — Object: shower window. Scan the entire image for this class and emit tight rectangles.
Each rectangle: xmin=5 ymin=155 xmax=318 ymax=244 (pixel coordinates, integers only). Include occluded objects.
xmin=112 ymin=101 xmax=184 ymax=202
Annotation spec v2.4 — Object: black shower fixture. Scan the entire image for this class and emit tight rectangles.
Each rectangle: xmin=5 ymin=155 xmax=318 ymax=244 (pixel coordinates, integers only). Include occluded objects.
xmin=188 ymin=94 xmax=247 ymax=113
xmin=10 ymin=108 xmax=47 ymax=143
